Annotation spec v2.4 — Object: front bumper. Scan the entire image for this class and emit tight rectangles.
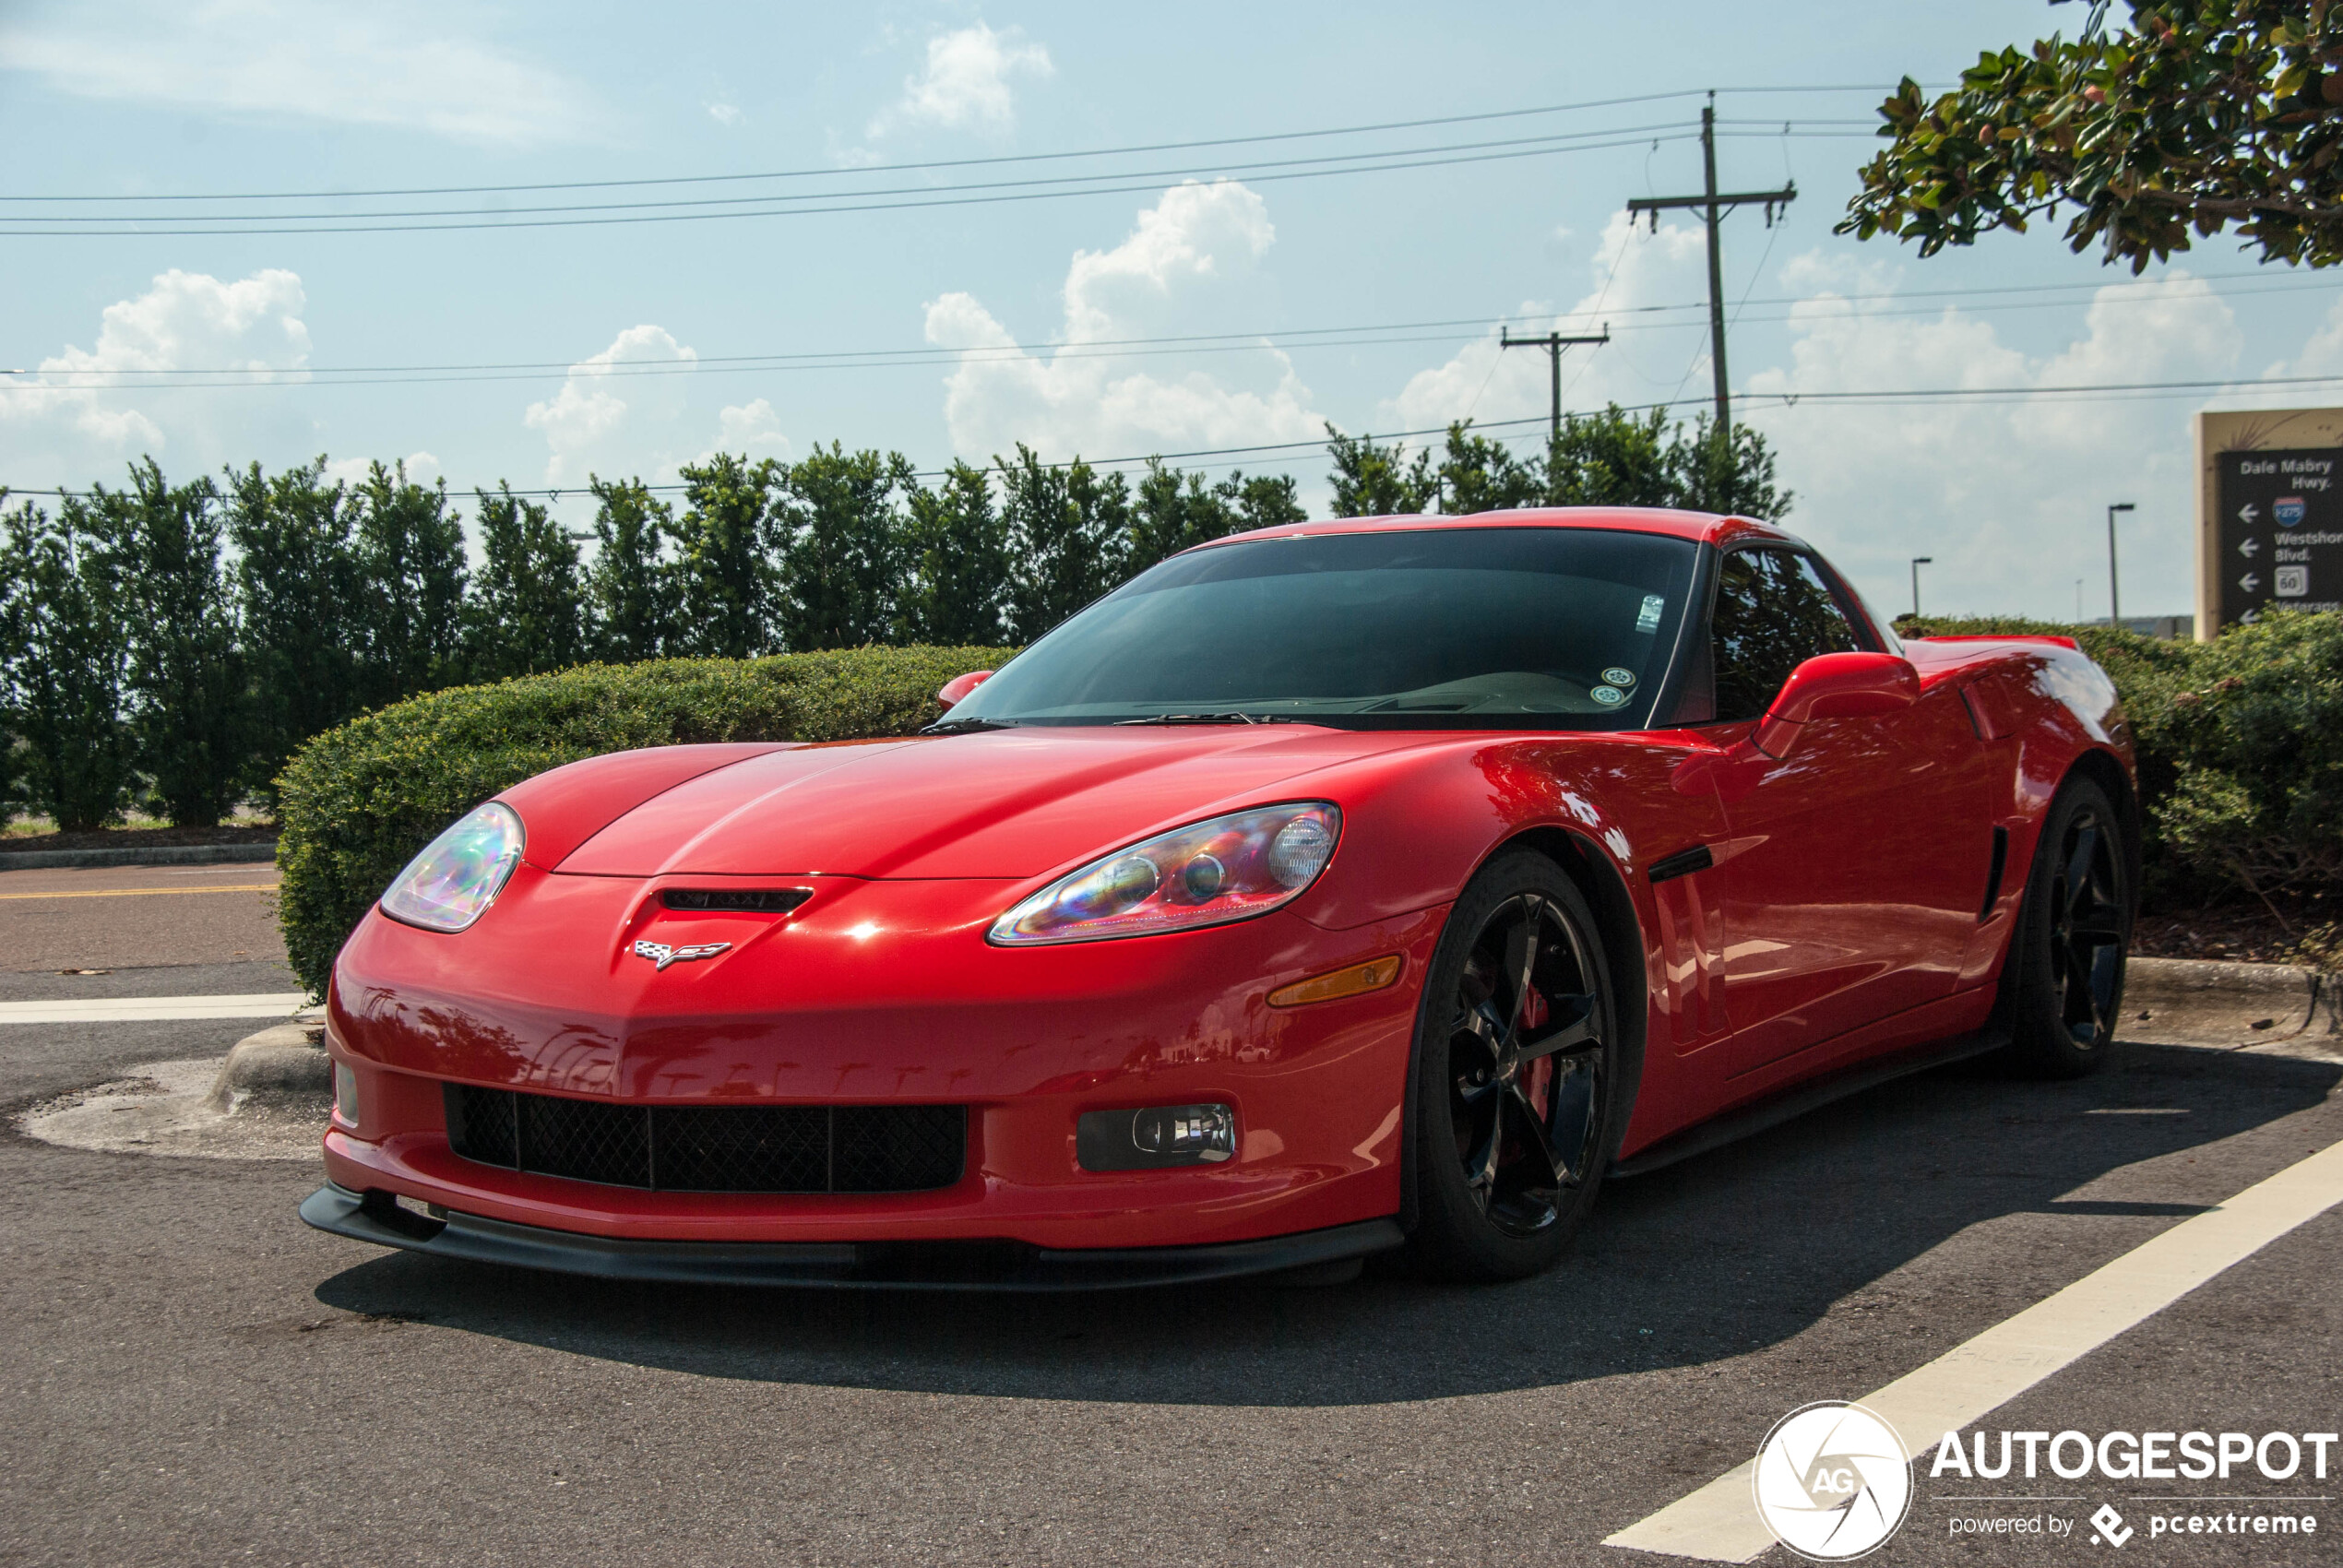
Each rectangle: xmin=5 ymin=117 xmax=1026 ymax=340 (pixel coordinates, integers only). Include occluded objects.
xmin=301 ymin=1182 xmax=1404 ymax=1290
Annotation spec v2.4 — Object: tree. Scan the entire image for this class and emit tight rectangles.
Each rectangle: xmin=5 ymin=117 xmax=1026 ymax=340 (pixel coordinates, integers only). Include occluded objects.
xmin=350 ymin=461 xmax=468 ymax=705
xmin=775 ymin=445 xmax=907 ymax=651
xmin=1324 ymin=424 xmax=1437 ymax=516
xmin=95 ymin=460 xmax=245 ymax=826
xmin=1543 ymin=404 xmax=1675 ymax=507
xmin=584 ymin=476 xmax=679 ymax=663
xmin=468 ymin=482 xmax=586 ymax=680
xmin=898 ymin=459 xmax=1010 ymax=646
xmin=1840 ymin=2 xmax=2343 ymax=271
xmin=997 ymin=445 xmax=1133 ymax=642
xmin=672 ymin=453 xmax=784 ymax=658
xmin=1125 ymin=462 xmax=1310 ymax=574
xmin=226 ymin=458 xmax=363 ymax=802
xmin=1435 ymin=422 xmax=1546 ymax=514
xmin=1666 ymin=414 xmax=1794 ymax=519
xmin=0 ymin=499 xmax=134 ymax=831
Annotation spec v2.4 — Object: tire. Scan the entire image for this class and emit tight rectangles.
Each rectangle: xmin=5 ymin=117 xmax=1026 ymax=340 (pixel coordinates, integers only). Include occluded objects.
xmin=1401 ymin=851 xmax=1623 ymax=1282
xmin=1998 ymin=777 xmax=2135 ymax=1078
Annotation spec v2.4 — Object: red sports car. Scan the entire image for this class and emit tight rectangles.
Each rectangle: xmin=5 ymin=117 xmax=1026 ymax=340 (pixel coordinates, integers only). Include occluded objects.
xmin=304 ymin=507 xmax=2137 ymax=1288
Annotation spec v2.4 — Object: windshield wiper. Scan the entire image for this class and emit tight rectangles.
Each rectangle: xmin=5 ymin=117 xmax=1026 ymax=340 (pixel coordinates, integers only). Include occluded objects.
xmin=1114 ymin=712 xmax=1294 ymax=726
xmin=919 ymin=717 xmax=1018 ymax=735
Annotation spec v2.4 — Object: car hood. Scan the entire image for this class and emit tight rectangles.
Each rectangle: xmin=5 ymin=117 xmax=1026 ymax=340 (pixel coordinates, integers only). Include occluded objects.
xmin=547 ymin=725 xmax=1440 ymax=880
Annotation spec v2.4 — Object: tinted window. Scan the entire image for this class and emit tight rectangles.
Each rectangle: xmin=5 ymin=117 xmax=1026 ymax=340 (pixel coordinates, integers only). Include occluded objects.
xmin=952 ymin=527 xmax=1700 ymax=731
xmin=1708 ymin=549 xmax=1862 ymax=722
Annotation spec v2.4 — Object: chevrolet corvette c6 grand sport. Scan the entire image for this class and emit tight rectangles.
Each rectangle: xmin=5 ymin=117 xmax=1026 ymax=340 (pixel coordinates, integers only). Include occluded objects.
xmin=303 ymin=506 xmax=2138 ymax=1288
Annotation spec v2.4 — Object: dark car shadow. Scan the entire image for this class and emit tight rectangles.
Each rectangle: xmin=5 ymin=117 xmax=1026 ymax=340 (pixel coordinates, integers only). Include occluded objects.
xmin=313 ymin=1040 xmax=2340 ymax=1407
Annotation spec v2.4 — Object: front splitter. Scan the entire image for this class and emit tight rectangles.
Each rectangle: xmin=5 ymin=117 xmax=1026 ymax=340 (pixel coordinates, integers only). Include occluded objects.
xmin=300 ymin=1182 xmax=1405 ymax=1291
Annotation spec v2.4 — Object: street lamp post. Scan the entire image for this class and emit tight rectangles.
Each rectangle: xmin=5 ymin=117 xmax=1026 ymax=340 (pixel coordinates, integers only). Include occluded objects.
xmin=2107 ymin=502 xmax=2135 ymax=626
xmin=1910 ymin=556 xmax=1933 ymax=617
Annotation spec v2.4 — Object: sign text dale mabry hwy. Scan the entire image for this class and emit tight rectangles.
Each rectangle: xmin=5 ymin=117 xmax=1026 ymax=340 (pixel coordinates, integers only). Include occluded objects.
xmin=2218 ymin=448 xmax=2343 ymax=624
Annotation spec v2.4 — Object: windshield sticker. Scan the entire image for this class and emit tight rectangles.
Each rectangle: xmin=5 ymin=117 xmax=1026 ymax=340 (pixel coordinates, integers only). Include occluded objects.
xmin=1601 ymin=666 xmax=1635 ymax=686
xmin=1635 ymin=594 xmax=1664 ymax=633
xmin=1591 ymin=685 xmax=1627 ymax=707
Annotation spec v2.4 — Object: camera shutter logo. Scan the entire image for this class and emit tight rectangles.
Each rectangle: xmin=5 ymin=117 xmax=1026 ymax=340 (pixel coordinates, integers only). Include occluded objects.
xmin=1750 ymin=1401 xmax=1913 ymax=1561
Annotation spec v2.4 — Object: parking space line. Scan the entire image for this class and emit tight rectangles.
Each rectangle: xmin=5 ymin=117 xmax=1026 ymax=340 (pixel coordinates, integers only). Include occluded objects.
xmin=1605 ymin=1135 xmax=2343 ymax=1562
xmin=0 ymin=993 xmax=308 ymax=1024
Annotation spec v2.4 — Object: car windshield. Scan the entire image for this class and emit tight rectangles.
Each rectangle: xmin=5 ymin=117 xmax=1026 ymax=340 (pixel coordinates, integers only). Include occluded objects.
xmin=951 ymin=526 xmax=1700 ymax=730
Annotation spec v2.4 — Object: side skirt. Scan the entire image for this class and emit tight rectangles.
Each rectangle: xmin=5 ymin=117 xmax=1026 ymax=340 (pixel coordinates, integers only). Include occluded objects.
xmin=1608 ymin=1027 xmax=2010 ymax=1179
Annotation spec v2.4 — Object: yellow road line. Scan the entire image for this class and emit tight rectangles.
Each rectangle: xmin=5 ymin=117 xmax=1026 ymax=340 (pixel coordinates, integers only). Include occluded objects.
xmin=0 ymin=884 xmax=278 ymax=900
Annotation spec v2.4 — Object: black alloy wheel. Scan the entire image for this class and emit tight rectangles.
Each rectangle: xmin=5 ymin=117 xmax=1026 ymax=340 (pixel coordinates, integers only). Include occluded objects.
xmin=1406 ymin=852 xmax=1618 ymax=1280
xmin=2002 ymin=778 xmax=2134 ymax=1077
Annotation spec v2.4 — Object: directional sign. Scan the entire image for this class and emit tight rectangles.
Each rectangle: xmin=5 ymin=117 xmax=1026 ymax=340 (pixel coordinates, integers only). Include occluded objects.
xmin=2217 ymin=448 xmax=2343 ymax=625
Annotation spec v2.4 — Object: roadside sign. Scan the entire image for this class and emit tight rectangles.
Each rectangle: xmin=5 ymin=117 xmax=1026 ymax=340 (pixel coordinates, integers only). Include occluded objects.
xmin=2196 ymin=410 xmax=2343 ymax=634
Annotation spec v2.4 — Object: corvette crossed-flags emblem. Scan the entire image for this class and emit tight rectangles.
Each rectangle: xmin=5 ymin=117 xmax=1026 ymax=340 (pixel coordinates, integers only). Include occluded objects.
xmin=630 ymin=939 xmax=732 ymax=971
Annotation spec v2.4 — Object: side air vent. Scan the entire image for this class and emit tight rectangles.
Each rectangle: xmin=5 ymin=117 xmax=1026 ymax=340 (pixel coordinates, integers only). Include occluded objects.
xmin=660 ymin=887 xmax=813 ymax=913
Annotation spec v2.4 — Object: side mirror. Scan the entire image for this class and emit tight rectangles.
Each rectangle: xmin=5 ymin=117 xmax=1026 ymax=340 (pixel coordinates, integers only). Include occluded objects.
xmin=936 ymin=670 xmax=994 ymax=707
xmin=1753 ymin=652 xmax=1919 ymax=757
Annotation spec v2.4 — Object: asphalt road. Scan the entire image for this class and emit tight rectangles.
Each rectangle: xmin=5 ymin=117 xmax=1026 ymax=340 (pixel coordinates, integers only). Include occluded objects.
xmin=2 ymin=942 xmax=2338 ymax=1563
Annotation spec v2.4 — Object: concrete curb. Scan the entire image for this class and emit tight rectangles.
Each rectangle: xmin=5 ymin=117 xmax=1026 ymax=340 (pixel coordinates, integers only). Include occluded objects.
xmin=0 ymin=843 xmax=278 ymax=872
xmin=205 ymin=1020 xmax=327 ymax=1113
xmin=2125 ymin=956 xmax=2340 ymax=1056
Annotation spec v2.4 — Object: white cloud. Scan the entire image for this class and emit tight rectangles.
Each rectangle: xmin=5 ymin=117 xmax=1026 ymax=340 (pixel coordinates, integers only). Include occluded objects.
xmin=0 ymin=267 xmax=309 ymax=469
xmin=873 ymin=22 xmax=1051 ymax=135
xmin=1382 ymin=210 xmax=1712 ymax=438
xmin=1740 ymin=264 xmax=2240 ymax=621
xmin=0 ymin=0 xmax=596 ymax=147
xmin=924 ymin=180 xmax=1320 ymax=462
xmin=707 ymin=101 xmax=743 ymax=127
xmin=709 ymin=398 xmax=791 ymax=462
xmin=322 ymin=451 xmax=440 ymax=489
xmin=524 ymin=326 xmax=697 ymax=486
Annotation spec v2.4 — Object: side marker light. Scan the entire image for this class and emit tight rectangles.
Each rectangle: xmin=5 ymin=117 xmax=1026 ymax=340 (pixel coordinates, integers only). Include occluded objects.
xmin=1267 ymin=955 xmax=1403 ymax=1009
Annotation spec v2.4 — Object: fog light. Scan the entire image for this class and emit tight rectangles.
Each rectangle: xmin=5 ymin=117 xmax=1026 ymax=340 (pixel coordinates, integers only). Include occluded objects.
xmin=333 ymin=1062 xmax=359 ymax=1127
xmin=1076 ymin=1103 xmax=1236 ymax=1170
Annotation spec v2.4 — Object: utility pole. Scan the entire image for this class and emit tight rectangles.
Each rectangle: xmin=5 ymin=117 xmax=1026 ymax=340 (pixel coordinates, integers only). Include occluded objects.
xmin=1625 ymin=94 xmax=1796 ymax=457
xmin=2107 ymin=501 xmax=2135 ymax=625
xmin=1910 ymin=556 xmax=1933 ymax=618
xmin=1500 ymin=325 xmax=1610 ymax=445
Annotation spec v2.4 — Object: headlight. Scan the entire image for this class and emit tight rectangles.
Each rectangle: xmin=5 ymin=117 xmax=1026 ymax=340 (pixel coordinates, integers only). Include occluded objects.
xmin=380 ymin=802 xmax=524 ymax=933
xmin=990 ymin=802 xmax=1340 ymax=945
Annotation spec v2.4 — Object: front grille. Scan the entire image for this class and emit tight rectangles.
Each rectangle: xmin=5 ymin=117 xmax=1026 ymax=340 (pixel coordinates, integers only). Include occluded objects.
xmin=444 ymin=1085 xmax=965 ymax=1194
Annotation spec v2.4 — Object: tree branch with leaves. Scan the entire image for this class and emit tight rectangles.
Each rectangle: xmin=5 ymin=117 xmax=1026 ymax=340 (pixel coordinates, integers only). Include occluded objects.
xmin=1840 ymin=1 xmax=2343 ymax=271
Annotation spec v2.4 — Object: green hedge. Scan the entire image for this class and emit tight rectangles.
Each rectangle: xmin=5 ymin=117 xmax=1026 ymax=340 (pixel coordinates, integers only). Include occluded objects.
xmin=275 ymin=645 xmax=1011 ymax=994
xmin=1897 ymin=611 xmax=2343 ymax=905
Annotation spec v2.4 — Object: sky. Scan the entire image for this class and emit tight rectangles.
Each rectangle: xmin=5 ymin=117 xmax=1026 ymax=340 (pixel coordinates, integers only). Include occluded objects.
xmin=4 ymin=0 xmax=2340 ymax=623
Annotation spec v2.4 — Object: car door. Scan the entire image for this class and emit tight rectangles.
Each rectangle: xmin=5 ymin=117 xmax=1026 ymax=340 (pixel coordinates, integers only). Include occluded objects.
xmin=1685 ymin=547 xmax=1993 ymax=1076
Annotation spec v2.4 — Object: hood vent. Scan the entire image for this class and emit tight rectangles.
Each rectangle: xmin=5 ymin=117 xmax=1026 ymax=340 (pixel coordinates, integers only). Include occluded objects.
xmin=660 ymin=887 xmax=813 ymax=914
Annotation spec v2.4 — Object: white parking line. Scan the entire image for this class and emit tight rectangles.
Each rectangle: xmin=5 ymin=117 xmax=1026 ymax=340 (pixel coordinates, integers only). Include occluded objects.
xmin=0 ymin=993 xmax=308 ymax=1025
xmin=1606 ymin=1135 xmax=2343 ymax=1562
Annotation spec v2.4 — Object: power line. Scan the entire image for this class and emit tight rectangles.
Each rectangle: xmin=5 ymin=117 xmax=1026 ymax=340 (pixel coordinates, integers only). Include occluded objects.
xmin=10 ymin=121 xmax=1707 ymax=227
xmin=0 ymin=129 xmax=1703 ymax=237
xmin=14 ymin=372 xmax=2343 ymax=501
xmin=0 ymin=86 xmax=1909 ymax=205
xmin=12 ymin=273 xmax=2332 ymax=389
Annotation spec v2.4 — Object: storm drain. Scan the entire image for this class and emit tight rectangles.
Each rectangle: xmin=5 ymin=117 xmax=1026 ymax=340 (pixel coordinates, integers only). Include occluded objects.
xmin=443 ymin=1085 xmax=965 ymax=1194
